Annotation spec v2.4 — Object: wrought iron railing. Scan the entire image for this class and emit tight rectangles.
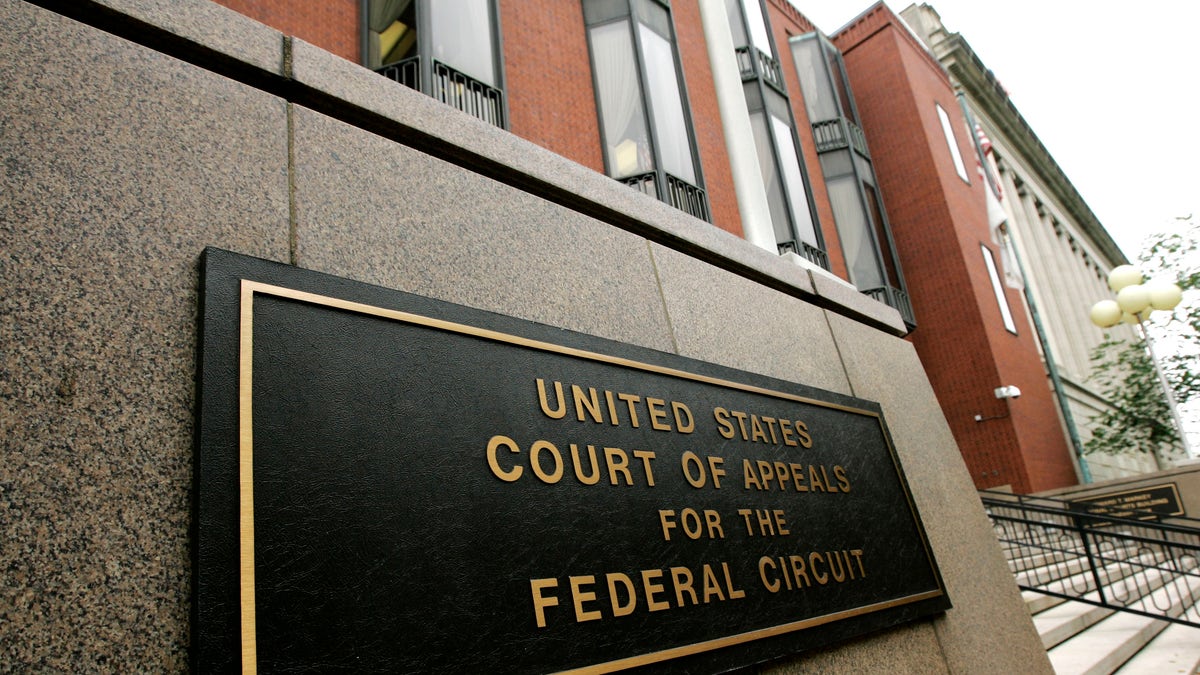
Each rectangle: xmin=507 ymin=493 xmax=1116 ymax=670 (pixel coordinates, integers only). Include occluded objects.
xmin=778 ymin=240 xmax=830 ymax=270
xmin=863 ymin=285 xmax=914 ymax=326
xmin=620 ymin=171 xmax=711 ymax=223
xmin=811 ymin=117 xmax=870 ymax=158
xmin=376 ymin=55 xmax=420 ymax=89
xmin=375 ymin=57 xmax=505 ymax=129
xmin=980 ymin=490 xmax=1200 ymax=628
xmin=734 ymin=45 xmax=786 ymax=94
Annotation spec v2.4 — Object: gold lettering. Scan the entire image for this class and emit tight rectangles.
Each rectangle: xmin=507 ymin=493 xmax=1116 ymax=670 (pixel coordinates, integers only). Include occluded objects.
xmin=780 ymin=419 xmax=797 ymax=446
xmin=742 ymin=459 xmax=763 ymax=490
xmin=790 ymin=463 xmax=808 ymax=492
xmin=851 ymin=549 xmax=866 ymax=577
xmin=704 ymin=509 xmax=725 ymax=539
xmin=536 ymin=379 xmax=567 ymax=419
xmin=749 ymin=415 xmax=768 ymax=443
xmin=632 ymin=449 xmax=657 ymax=486
xmin=795 ymin=420 xmax=813 ymax=448
xmin=642 ymin=570 xmax=670 ymax=611
xmin=834 ymin=465 xmax=851 ymax=492
xmin=827 ymin=551 xmax=846 ymax=582
xmin=672 ymin=402 xmax=695 ymax=433
xmin=773 ymin=509 xmax=790 ymax=536
xmin=731 ymin=410 xmax=749 ymax=440
xmin=756 ymin=460 xmax=775 ymax=488
xmin=759 ymin=556 xmax=780 ymax=593
xmin=646 ymin=397 xmax=671 ymax=431
xmin=761 ymin=416 xmax=779 ymax=444
xmin=572 ymin=385 xmax=602 ymax=423
xmin=604 ymin=390 xmax=620 ymax=426
xmin=773 ymin=461 xmax=789 ymax=490
xmin=809 ymin=552 xmax=829 ymax=584
xmin=722 ymin=562 xmax=745 ymax=599
xmin=570 ymin=444 xmax=601 ymax=485
xmin=569 ymin=575 xmax=602 ymax=622
xmin=681 ymin=452 xmax=707 ymax=488
xmin=486 ymin=435 xmax=522 ymax=482
xmin=701 ymin=564 xmax=725 ymax=602
xmin=530 ymin=440 xmax=563 ymax=483
xmin=531 ymin=578 xmax=559 ymax=628
xmin=789 ymin=555 xmax=811 ymax=588
xmin=607 ymin=573 xmax=636 ymax=617
xmin=671 ymin=567 xmax=698 ymax=606
xmin=604 ymin=447 xmax=632 ymax=485
xmin=617 ymin=393 xmax=642 ymax=427
xmin=659 ymin=509 xmax=678 ymax=540
xmin=708 ymin=455 xmax=726 ymax=488
xmin=808 ymin=464 xmax=827 ymax=492
xmin=713 ymin=407 xmax=735 ymax=439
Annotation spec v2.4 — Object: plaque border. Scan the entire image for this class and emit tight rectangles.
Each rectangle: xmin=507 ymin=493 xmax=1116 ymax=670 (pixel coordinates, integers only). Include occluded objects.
xmin=235 ymin=278 xmax=948 ymax=673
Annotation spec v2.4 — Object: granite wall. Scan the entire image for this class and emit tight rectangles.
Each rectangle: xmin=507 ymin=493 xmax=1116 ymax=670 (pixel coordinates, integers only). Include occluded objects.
xmin=0 ymin=0 xmax=1050 ymax=671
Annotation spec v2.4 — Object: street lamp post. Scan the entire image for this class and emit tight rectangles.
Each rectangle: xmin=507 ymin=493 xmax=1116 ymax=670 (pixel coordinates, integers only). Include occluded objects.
xmin=1089 ymin=265 xmax=1192 ymax=466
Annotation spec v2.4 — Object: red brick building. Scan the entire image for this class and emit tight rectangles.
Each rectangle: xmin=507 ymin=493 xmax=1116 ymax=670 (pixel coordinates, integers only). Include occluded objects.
xmin=210 ymin=0 xmax=1092 ymax=492
xmin=832 ymin=5 xmax=1078 ymax=491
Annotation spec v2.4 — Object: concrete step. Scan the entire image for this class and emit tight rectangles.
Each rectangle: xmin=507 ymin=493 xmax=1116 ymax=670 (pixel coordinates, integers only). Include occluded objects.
xmin=1114 ymin=621 xmax=1200 ymax=674
xmin=985 ymin=495 xmax=1200 ymax=674
xmin=1045 ymin=574 xmax=1200 ymax=675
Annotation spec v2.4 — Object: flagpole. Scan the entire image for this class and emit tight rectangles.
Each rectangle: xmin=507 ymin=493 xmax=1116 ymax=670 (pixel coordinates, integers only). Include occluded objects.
xmin=955 ymin=90 xmax=1093 ymax=484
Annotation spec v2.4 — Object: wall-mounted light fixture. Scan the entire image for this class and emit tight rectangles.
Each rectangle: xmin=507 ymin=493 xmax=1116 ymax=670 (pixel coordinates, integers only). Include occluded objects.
xmin=975 ymin=385 xmax=1021 ymax=422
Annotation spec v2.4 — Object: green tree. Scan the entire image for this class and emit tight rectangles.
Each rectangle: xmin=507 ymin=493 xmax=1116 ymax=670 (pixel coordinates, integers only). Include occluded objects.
xmin=1085 ymin=221 xmax=1199 ymax=462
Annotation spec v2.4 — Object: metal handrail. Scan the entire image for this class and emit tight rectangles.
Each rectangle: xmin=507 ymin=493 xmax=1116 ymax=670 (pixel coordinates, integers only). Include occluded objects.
xmin=980 ymin=488 xmax=1200 ymax=529
xmin=980 ymin=491 xmax=1200 ymax=628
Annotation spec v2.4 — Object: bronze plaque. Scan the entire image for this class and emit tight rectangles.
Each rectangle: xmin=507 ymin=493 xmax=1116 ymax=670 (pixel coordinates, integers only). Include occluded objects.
xmin=1071 ymin=483 xmax=1185 ymax=522
xmin=195 ymin=248 xmax=949 ymax=673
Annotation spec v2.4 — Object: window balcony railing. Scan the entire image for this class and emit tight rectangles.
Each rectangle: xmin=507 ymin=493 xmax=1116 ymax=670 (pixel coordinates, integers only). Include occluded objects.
xmin=734 ymin=46 xmax=786 ymax=95
xmin=811 ymin=117 xmax=870 ymax=158
xmin=863 ymin=285 xmax=915 ymax=327
xmin=376 ymin=57 xmax=506 ymax=129
xmin=376 ymin=55 xmax=420 ymax=89
xmin=621 ymin=171 xmax=711 ymax=223
xmin=777 ymin=240 xmax=830 ymax=270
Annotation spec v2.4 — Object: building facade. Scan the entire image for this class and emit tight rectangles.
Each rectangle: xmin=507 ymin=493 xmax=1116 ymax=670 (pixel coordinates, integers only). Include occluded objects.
xmin=2 ymin=0 xmax=1055 ymax=670
xmin=900 ymin=3 xmax=1164 ymax=481
xmin=828 ymin=4 xmax=1079 ymax=492
xmin=203 ymin=0 xmax=1160 ymax=491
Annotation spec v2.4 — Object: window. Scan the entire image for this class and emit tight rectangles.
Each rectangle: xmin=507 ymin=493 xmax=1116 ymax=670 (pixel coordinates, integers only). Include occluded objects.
xmin=982 ymin=244 xmax=1018 ymax=334
xmin=936 ymin=104 xmax=969 ymax=182
xmin=364 ymin=0 xmax=506 ymax=127
xmin=790 ymin=32 xmax=913 ymax=326
xmin=584 ymin=0 xmax=709 ymax=221
xmin=727 ymin=0 xmax=826 ymax=266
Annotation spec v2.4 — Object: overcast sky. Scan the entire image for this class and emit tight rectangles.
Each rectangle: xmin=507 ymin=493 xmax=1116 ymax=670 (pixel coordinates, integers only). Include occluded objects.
xmin=796 ymin=0 xmax=1200 ymax=261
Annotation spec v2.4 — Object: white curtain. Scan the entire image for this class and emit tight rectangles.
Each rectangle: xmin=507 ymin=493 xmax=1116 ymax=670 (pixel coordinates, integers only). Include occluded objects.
xmin=591 ymin=22 xmax=650 ymax=178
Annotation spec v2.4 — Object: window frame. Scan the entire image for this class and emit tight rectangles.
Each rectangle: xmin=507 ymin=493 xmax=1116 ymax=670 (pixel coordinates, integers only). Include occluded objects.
xmin=982 ymin=243 xmax=1019 ymax=334
xmin=729 ymin=0 xmax=826 ymax=263
xmin=936 ymin=103 xmax=970 ymax=183
xmin=360 ymin=0 xmax=509 ymax=128
xmin=583 ymin=0 xmax=708 ymax=219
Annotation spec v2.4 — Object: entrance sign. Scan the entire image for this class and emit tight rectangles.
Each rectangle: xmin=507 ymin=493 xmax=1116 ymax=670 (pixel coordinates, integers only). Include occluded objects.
xmin=195 ymin=248 xmax=949 ymax=673
xmin=1071 ymin=483 xmax=1185 ymax=522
